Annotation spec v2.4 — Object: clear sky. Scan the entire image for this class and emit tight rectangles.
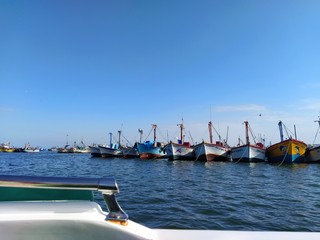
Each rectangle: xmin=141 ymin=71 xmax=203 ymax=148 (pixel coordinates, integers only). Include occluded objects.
xmin=1 ymin=0 xmax=320 ymax=148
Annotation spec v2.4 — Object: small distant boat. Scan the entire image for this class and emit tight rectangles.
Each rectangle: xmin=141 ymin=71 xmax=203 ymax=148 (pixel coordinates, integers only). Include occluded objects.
xmin=164 ymin=120 xmax=194 ymax=161
xmin=193 ymin=121 xmax=230 ymax=162
xmin=98 ymin=132 xmax=123 ymax=158
xmin=22 ymin=143 xmax=40 ymax=153
xmin=89 ymin=144 xmax=101 ymax=157
xmin=136 ymin=124 xmax=166 ymax=159
xmin=230 ymin=121 xmax=265 ymax=162
xmin=72 ymin=141 xmax=90 ymax=153
xmin=266 ymin=121 xmax=307 ymax=164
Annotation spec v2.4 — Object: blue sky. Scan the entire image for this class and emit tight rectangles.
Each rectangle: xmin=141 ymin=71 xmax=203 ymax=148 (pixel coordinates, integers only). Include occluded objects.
xmin=1 ymin=0 xmax=320 ymax=148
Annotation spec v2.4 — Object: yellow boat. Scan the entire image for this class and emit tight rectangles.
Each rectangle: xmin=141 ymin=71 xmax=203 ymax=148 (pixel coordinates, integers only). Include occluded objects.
xmin=266 ymin=121 xmax=307 ymax=164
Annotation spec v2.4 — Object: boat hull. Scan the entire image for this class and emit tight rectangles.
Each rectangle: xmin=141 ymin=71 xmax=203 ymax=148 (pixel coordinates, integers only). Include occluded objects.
xmin=266 ymin=139 xmax=307 ymax=164
xmin=99 ymin=146 xmax=122 ymax=158
xmin=193 ymin=142 xmax=229 ymax=162
xmin=136 ymin=142 xmax=166 ymax=159
xmin=122 ymin=145 xmax=139 ymax=158
xmin=307 ymin=145 xmax=320 ymax=163
xmin=231 ymin=145 xmax=265 ymax=162
xmin=164 ymin=142 xmax=194 ymax=161
xmin=89 ymin=146 xmax=101 ymax=157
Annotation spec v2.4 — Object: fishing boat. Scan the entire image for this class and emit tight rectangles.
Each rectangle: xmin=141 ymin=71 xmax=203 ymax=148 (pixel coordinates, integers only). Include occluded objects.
xmin=266 ymin=121 xmax=307 ymax=164
xmin=306 ymin=117 xmax=320 ymax=163
xmin=193 ymin=121 xmax=229 ymax=161
xmin=0 ymin=174 xmax=319 ymax=240
xmin=72 ymin=141 xmax=90 ymax=153
xmin=0 ymin=142 xmax=15 ymax=153
xmin=22 ymin=143 xmax=40 ymax=153
xmin=230 ymin=121 xmax=265 ymax=162
xmin=99 ymin=132 xmax=123 ymax=158
xmin=89 ymin=144 xmax=102 ymax=157
xmin=136 ymin=124 xmax=166 ymax=159
xmin=164 ymin=121 xmax=194 ymax=161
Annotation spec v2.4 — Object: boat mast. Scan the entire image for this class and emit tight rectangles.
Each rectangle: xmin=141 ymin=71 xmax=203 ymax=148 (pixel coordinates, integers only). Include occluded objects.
xmin=278 ymin=121 xmax=284 ymax=142
xmin=208 ymin=121 xmax=213 ymax=144
xmin=118 ymin=130 xmax=121 ymax=146
xmin=178 ymin=121 xmax=184 ymax=144
xmin=109 ymin=132 xmax=113 ymax=146
xmin=152 ymin=124 xmax=157 ymax=146
xmin=138 ymin=129 xmax=143 ymax=143
xmin=244 ymin=121 xmax=249 ymax=145
xmin=294 ymin=125 xmax=297 ymax=140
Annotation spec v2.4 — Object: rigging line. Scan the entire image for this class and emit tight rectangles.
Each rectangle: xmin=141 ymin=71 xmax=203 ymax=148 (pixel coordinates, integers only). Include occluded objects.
xmin=282 ymin=122 xmax=294 ymax=139
xmin=121 ymin=133 xmax=133 ymax=147
xmin=234 ymin=145 xmax=248 ymax=164
xmin=248 ymin=124 xmax=257 ymax=145
xmin=277 ymin=142 xmax=290 ymax=167
xmin=157 ymin=127 xmax=169 ymax=142
xmin=312 ymin=118 xmax=320 ymax=145
xmin=313 ymin=125 xmax=320 ymax=146
xmin=195 ymin=142 xmax=205 ymax=161
xmin=144 ymin=127 xmax=153 ymax=142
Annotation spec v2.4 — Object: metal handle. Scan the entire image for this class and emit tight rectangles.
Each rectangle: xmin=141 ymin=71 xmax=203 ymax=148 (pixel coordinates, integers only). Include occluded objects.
xmin=0 ymin=175 xmax=128 ymax=222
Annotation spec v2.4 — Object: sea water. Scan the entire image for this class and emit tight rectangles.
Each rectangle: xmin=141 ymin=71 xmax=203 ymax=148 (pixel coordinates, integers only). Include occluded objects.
xmin=0 ymin=152 xmax=319 ymax=231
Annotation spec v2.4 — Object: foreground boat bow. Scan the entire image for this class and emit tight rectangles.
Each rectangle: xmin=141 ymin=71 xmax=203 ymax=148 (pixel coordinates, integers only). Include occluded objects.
xmin=0 ymin=175 xmax=319 ymax=240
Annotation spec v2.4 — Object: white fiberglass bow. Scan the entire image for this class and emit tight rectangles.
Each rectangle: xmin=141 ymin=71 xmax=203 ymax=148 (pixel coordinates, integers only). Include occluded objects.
xmin=0 ymin=175 xmax=319 ymax=240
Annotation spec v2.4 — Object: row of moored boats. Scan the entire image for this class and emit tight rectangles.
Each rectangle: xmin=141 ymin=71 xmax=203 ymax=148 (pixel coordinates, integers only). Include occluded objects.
xmin=89 ymin=120 xmax=320 ymax=164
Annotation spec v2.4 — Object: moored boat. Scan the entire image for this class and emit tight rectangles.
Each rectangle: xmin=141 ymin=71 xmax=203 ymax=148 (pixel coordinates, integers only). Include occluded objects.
xmin=306 ymin=117 xmax=320 ymax=163
xmin=22 ymin=143 xmax=40 ymax=153
xmin=230 ymin=121 xmax=265 ymax=162
xmin=89 ymin=144 xmax=102 ymax=157
xmin=266 ymin=121 xmax=307 ymax=164
xmin=193 ymin=121 xmax=229 ymax=162
xmin=164 ymin=121 xmax=194 ymax=161
xmin=98 ymin=132 xmax=123 ymax=158
xmin=0 ymin=142 xmax=15 ymax=153
xmin=136 ymin=124 xmax=166 ymax=159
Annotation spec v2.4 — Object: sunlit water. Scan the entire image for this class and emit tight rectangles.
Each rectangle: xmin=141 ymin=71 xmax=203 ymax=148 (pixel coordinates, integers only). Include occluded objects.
xmin=0 ymin=152 xmax=319 ymax=231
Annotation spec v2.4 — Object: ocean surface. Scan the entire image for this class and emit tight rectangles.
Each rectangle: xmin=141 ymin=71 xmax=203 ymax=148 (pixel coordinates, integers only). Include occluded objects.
xmin=0 ymin=152 xmax=319 ymax=231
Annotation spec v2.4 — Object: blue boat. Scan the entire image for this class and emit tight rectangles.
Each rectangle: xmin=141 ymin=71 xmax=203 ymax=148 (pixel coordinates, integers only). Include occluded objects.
xmin=136 ymin=124 xmax=166 ymax=159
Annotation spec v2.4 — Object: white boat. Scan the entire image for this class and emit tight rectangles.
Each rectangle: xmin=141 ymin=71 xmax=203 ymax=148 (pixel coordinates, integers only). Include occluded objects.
xmin=230 ymin=121 xmax=265 ymax=162
xmin=99 ymin=132 xmax=123 ymax=158
xmin=89 ymin=145 xmax=102 ymax=157
xmin=22 ymin=143 xmax=40 ymax=153
xmin=164 ymin=121 xmax=194 ymax=160
xmin=0 ymin=175 xmax=319 ymax=240
xmin=193 ymin=121 xmax=229 ymax=161
xmin=99 ymin=145 xmax=122 ymax=158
